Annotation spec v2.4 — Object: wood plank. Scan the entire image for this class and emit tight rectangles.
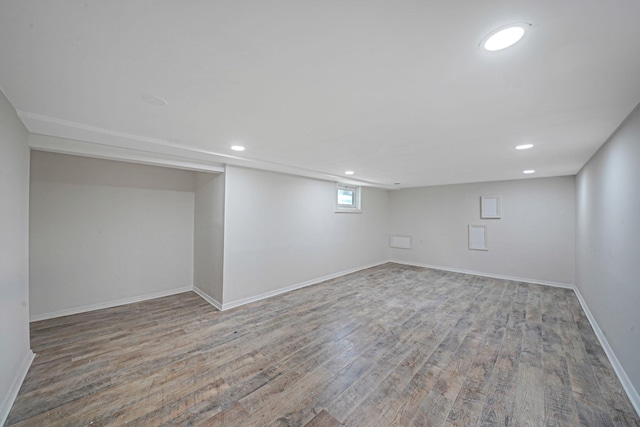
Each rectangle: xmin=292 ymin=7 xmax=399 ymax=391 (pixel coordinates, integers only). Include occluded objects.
xmin=512 ymin=283 xmax=546 ymax=426
xmin=407 ymin=280 xmax=505 ymax=426
xmin=385 ymin=280 xmax=487 ymax=425
xmin=557 ymin=288 xmax=616 ymax=425
xmin=350 ymin=280 xmax=495 ymax=426
xmin=442 ymin=280 xmax=513 ymax=426
xmin=303 ymin=409 xmax=343 ymax=427
xmin=476 ymin=283 xmax=526 ymax=427
xmin=541 ymin=287 xmax=579 ymax=426
xmin=271 ymin=356 xmax=373 ymax=426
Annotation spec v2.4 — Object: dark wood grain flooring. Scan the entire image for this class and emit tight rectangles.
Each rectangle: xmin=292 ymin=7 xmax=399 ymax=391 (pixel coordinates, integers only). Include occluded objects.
xmin=6 ymin=263 xmax=639 ymax=426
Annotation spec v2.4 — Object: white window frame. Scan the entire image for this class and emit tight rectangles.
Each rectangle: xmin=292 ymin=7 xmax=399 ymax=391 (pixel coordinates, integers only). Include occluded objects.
xmin=335 ymin=183 xmax=362 ymax=213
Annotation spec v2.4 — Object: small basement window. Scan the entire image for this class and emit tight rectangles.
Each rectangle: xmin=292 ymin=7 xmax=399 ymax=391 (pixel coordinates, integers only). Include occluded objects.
xmin=335 ymin=183 xmax=361 ymax=213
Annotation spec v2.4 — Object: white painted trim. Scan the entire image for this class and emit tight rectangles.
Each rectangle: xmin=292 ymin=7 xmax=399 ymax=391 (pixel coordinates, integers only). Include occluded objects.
xmin=572 ymin=287 xmax=640 ymax=416
xmin=193 ymin=286 xmax=223 ymax=311
xmin=29 ymin=286 xmax=193 ymax=322
xmin=29 ymin=134 xmax=225 ymax=173
xmin=389 ymin=260 xmax=574 ymax=289
xmin=19 ymin=111 xmax=234 ymax=163
xmin=1 ymin=350 xmax=35 ymax=426
xmin=220 ymin=261 xmax=388 ymax=310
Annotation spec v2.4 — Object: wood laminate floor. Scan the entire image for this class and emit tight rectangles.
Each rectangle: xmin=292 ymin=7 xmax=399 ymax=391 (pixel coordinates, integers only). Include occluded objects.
xmin=6 ymin=263 xmax=639 ymax=426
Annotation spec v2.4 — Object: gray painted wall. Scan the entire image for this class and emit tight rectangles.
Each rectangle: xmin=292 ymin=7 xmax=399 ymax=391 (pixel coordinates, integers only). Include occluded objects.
xmin=0 ymin=90 xmax=31 ymax=422
xmin=29 ymin=152 xmax=196 ymax=318
xmin=576 ymin=103 xmax=640 ymax=395
xmin=193 ymin=171 xmax=225 ymax=303
xmin=222 ymin=166 xmax=389 ymax=304
xmin=389 ymin=176 xmax=576 ymax=285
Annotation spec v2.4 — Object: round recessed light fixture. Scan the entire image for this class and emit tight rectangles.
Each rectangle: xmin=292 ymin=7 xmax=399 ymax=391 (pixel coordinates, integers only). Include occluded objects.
xmin=481 ymin=23 xmax=531 ymax=51
xmin=523 ymin=169 xmax=536 ymax=174
xmin=344 ymin=170 xmax=355 ymax=175
xmin=516 ymin=144 xmax=534 ymax=150
xmin=141 ymin=93 xmax=168 ymax=106
xmin=230 ymin=145 xmax=245 ymax=152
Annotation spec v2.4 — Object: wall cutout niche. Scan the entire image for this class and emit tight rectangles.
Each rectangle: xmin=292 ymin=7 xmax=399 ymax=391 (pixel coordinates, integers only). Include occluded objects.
xmin=481 ymin=195 xmax=501 ymax=219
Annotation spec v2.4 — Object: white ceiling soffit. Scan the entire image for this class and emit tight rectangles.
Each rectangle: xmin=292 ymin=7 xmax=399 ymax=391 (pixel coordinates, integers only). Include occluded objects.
xmin=27 ymin=133 xmax=226 ymax=175
xmin=23 ymin=114 xmax=381 ymax=187
xmin=2 ymin=1 xmax=640 ymax=188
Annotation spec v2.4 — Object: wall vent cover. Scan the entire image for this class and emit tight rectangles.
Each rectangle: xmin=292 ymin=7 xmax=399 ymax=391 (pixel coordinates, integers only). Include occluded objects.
xmin=390 ymin=235 xmax=413 ymax=249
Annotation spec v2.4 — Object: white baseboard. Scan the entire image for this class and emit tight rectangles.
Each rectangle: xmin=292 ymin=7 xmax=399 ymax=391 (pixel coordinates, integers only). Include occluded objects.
xmin=29 ymin=286 xmax=193 ymax=322
xmin=572 ymin=287 xmax=640 ymax=416
xmin=1 ymin=350 xmax=35 ymax=426
xmin=389 ymin=260 xmax=574 ymax=289
xmin=220 ymin=261 xmax=388 ymax=311
xmin=193 ymin=286 xmax=223 ymax=311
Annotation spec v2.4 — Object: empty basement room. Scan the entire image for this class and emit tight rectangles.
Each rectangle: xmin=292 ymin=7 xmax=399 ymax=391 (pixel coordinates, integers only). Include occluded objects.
xmin=1 ymin=1 xmax=640 ymax=426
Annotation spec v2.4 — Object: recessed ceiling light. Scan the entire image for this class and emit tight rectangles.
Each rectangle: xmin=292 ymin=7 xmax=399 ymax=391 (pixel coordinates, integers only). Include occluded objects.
xmin=516 ymin=144 xmax=534 ymax=150
xmin=523 ymin=169 xmax=536 ymax=174
xmin=230 ymin=145 xmax=245 ymax=151
xmin=345 ymin=170 xmax=355 ymax=175
xmin=141 ymin=93 xmax=168 ymax=106
xmin=481 ymin=23 xmax=531 ymax=51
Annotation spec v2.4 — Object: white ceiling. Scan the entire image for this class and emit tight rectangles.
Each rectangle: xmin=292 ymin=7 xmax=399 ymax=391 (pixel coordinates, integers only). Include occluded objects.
xmin=2 ymin=1 xmax=640 ymax=188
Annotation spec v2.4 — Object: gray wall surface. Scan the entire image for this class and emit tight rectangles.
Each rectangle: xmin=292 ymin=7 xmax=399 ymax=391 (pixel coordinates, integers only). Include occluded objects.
xmin=222 ymin=166 xmax=389 ymax=304
xmin=576 ymin=102 xmax=640 ymax=395
xmin=0 ymin=90 xmax=31 ymax=422
xmin=29 ymin=151 xmax=196 ymax=318
xmin=388 ymin=176 xmax=576 ymax=285
xmin=193 ymin=171 xmax=225 ymax=304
